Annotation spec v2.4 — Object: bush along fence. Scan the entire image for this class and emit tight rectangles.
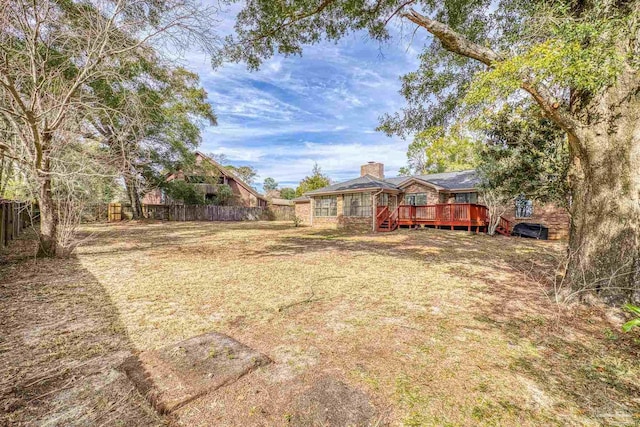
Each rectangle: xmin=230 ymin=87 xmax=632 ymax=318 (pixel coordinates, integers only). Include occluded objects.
xmin=107 ymin=203 xmax=294 ymax=222
xmin=1 ymin=200 xmax=32 ymax=248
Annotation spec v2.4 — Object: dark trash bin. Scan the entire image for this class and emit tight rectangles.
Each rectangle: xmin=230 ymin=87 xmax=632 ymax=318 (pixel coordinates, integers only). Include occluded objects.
xmin=512 ymin=223 xmax=549 ymax=240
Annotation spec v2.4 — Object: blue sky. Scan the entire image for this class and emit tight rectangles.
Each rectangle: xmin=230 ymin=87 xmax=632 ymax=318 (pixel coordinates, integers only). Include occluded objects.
xmin=179 ymin=5 xmax=427 ymax=189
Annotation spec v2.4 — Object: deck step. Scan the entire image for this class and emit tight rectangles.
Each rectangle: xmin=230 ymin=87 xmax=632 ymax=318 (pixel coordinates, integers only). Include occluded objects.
xmin=495 ymin=226 xmax=510 ymax=236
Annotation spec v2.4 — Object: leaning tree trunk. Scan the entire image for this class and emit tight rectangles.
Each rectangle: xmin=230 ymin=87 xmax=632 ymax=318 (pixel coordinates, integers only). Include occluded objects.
xmin=36 ymin=165 xmax=58 ymax=257
xmin=565 ymin=78 xmax=640 ymax=304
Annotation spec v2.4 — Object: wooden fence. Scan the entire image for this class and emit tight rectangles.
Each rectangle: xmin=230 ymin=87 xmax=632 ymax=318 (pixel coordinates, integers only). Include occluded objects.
xmin=268 ymin=204 xmax=295 ymax=221
xmin=143 ymin=204 xmax=267 ymax=221
xmin=107 ymin=203 xmax=295 ymax=222
xmin=1 ymin=200 xmax=31 ymax=248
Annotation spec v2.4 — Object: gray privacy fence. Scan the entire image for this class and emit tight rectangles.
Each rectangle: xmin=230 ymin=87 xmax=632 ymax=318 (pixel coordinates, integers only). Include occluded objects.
xmin=269 ymin=204 xmax=295 ymax=221
xmin=1 ymin=200 xmax=32 ymax=248
xmin=105 ymin=203 xmax=295 ymax=222
xmin=143 ymin=204 xmax=267 ymax=221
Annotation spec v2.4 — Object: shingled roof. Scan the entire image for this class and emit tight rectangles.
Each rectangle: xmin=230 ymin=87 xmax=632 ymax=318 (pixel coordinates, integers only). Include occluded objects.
xmin=304 ymin=175 xmax=401 ymax=195
xmin=385 ymin=170 xmax=480 ymax=191
xmin=303 ymin=169 xmax=480 ymax=196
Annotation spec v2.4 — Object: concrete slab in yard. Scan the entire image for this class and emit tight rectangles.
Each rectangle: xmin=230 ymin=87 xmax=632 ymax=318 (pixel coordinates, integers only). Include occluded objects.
xmin=121 ymin=332 xmax=271 ymax=413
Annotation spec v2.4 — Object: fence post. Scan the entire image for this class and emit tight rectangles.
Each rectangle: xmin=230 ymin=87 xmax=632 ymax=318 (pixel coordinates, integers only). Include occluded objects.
xmin=0 ymin=204 xmax=4 ymax=248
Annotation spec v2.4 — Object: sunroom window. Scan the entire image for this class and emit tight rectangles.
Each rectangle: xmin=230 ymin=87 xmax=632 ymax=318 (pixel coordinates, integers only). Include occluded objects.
xmin=404 ymin=193 xmax=427 ymax=205
xmin=454 ymin=192 xmax=478 ymax=203
xmin=515 ymin=195 xmax=534 ymax=218
xmin=344 ymin=193 xmax=372 ymax=217
xmin=314 ymin=196 xmax=337 ymax=217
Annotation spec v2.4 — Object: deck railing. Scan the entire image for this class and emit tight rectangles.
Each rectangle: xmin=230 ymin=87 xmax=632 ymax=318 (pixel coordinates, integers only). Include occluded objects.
xmin=398 ymin=203 xmax=490 ymax=227
xmin=376 ymin=202 xmax=509 ymax=234
xmin=376 ymin=206 xmax=390 ymax=229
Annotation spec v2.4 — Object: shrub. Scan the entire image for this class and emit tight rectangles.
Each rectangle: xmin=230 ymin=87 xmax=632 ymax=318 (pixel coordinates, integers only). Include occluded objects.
xmin=292 ymin=216 xmax=303 ymax=227
xmin=622 ymin=304 xmax=640 ymax=332
xmin=214 ymin=184 xmax=234 ymax=206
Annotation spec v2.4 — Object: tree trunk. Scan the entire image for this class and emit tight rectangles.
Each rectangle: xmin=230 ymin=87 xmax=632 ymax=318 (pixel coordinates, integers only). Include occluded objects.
xmin=124 ymin=173 xmax=142 ymax=220
xmin=398 ymin=8 xmax=639 ymax=304
xmin=36 ymin=169 xmax=57 ymax=257
xmin=565 ymin=82 xmax=640 ymax=304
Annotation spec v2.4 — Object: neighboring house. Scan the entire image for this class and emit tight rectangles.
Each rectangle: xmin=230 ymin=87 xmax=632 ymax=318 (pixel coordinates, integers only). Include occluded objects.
xmin=143 ymin=152 xmax=268 ymax=208
xmin=269 ymin=198 xmax=294 ymax=207
xmin=293 ymin=161 xmax=569 ymax=239
xmin=264 ymin=189 xmax=294 ymax=207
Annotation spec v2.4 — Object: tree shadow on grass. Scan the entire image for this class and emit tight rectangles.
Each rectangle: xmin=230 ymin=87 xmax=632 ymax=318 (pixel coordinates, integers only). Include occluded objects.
xmin=0 ymin=230 xmax=163 ymax=426
xmin=77 ymin=220 xmax=297 ymax=257
xmin=239 ymin=227 xmax=640 ymax=424
xmin=471 ymin=281 xmax=640 ymax=425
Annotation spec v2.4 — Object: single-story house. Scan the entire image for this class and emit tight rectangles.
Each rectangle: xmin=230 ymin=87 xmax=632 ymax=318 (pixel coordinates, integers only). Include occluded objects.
xmin=293 ymin=161 xmax=569 ymax=239
xmin=269 ymin=198 xmax=294 ymax=207
xmin=143 ymin=152 xmax=268 ymax=208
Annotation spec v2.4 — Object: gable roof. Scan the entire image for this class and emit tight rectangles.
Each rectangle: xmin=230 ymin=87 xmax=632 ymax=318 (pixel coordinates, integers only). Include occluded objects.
xmin=292 ymin=195 xmax=310 ymax=203
xmin=303 ymin=169 xmax=481 ymax=196
xmin=270 ymin=197 xmax=294 ymax=206
xmin=385 ymin=169 xmax=480 ymax=191
xmin=304 ymin=175 xmax=401 ymax=196
xmin=195 ymin=151 xmax=267 ymax=202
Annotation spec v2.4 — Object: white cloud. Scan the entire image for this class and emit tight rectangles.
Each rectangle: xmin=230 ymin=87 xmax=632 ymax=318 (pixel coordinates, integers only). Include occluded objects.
xmin=169 ymin=5 xmax=426 ymax=188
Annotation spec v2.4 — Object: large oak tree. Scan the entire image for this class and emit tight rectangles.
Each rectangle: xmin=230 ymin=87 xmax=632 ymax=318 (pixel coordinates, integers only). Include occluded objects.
xmin=222 ymin=0 xmax=640 ymax=302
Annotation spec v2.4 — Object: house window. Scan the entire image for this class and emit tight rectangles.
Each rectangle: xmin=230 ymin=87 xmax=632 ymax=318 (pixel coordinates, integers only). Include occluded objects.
xmin=454 ymin=192 xmax=478 ymax=203
xmin=314 ymin=196 xmax=337 ymax=217
xmin=344 ymin=193 xmax=372 ymax=217
xmin=378 ymin=193 xmax=389 ymax=207
xmin=515 ymin=195 xmax=534 ymax=218
xmin=404 ymin=193 xmax=427 ymax=205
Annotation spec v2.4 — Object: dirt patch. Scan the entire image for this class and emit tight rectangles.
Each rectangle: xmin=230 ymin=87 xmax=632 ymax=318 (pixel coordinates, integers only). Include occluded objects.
xmin=291 ymin=376 xmax=380 ymax=426
xmin=122 ymin=332 xmax=272 ymax=413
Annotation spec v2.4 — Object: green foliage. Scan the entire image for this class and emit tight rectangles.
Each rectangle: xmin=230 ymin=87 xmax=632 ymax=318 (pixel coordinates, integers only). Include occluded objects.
xmin=403 ymin=126 xmax=478 ymax=175
xmin=214 ymin=184 xmax=234 ymax=206
xmin=263 ymin=177 xmax=278 ymax=192
xmin=224 ymin=0 xmax=639 ymax=139
xmin=465 ymin=37 xmax=624 ymax=107
xmin=90 ymin=64 xmax=216 ymax=198
xmin=292 ymin=216 xmax=303 ymax=227
xmin=622 ymin=304 xmax=640 ymax=333
xmin=162 ymin=180 xmax=205 ymax=205
xmin=295 ymin=163 xmax=330 ymax=197
xmin=226 ymin=165 xmax=258 ymax=187
xmin=476 ymin=104 xmax=570 ymax=206
xmin=280 ymin=187 xmax=296 ymax=200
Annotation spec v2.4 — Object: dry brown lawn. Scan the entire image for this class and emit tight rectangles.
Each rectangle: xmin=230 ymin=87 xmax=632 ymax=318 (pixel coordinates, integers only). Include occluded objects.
xmin=1 ymin=221 xmax=639 ymax=426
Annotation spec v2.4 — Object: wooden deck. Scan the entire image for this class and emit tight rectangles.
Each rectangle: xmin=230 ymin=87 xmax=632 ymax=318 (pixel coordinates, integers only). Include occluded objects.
xmin=376 ymin=203 xmax=511 ymax=235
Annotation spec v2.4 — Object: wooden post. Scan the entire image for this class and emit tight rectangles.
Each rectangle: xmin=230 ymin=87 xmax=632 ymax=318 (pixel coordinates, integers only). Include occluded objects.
xmin=0 ymin=204 xmax=4 ymax=248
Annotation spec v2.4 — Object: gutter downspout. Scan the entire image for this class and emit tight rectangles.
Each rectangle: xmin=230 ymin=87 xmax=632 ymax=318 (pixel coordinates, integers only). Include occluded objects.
xmin=372 ymin=189 xmax=383 ymax=232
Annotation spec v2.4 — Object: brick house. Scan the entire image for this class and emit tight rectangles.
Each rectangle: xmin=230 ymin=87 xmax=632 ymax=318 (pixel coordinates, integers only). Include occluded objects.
xmin=143 ymin=152 xmax=268 ymax=208
xmin=293 ymin=161 xmax=569 ymax=239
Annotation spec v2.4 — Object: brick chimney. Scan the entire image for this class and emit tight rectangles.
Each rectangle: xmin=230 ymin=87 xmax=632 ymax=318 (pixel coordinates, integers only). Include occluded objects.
xmin=360 ymin=161 xmax=384 ymax=179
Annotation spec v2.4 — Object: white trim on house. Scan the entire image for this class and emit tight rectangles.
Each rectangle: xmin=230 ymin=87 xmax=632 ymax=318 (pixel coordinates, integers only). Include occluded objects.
xmin=305 ymin=188 xmax=401 ymax=197
xmin=396 ymin=177 xmax=445 ymax=191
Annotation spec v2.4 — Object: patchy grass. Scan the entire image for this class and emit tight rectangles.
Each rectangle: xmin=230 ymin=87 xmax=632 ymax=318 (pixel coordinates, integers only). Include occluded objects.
xmin=0 ymin=229 xmax=162 ymax=426
xmin=2 ymin=221 xmax=639 ymax=426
